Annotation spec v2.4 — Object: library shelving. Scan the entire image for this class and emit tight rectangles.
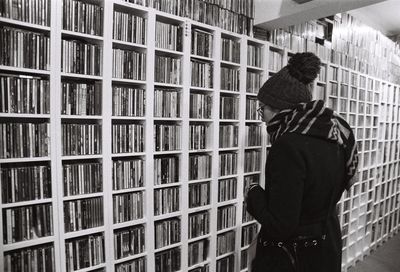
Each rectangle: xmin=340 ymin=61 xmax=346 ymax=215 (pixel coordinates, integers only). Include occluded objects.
xmin=1 ymin=1 xmax=400 ymax=272
xmin=0 ymin=0 xmax=58 ymax=271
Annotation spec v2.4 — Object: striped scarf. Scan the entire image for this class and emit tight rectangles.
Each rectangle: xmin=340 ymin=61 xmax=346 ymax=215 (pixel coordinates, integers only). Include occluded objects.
xmin=267 ymin=100 xmax=358 ymax=190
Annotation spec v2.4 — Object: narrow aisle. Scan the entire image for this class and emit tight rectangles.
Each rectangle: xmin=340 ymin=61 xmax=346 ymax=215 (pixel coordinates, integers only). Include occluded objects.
xmin=348 ymin=233 xmax=400 ymax=272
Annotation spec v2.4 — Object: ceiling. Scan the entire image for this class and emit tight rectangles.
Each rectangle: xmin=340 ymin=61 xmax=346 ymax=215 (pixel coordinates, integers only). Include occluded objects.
xmin=254 ymin=0 xmax=400 ymax=38
xmin=348 ymin=0 xmax=400 ymax=37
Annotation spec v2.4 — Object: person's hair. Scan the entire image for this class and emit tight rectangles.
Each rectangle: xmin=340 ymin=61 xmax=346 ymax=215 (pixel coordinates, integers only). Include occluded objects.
xmin=287 ymin=52 xmax=321 ymax=85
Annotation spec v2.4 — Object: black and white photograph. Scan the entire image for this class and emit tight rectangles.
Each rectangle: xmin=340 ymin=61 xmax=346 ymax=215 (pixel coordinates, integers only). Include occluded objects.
xmin=1 ymin=0 xmax=400 ymax=271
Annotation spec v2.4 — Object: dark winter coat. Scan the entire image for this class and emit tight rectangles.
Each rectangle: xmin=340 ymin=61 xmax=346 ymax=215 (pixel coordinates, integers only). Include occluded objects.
xmin=247 ymin=132 xmax=346 ymax=272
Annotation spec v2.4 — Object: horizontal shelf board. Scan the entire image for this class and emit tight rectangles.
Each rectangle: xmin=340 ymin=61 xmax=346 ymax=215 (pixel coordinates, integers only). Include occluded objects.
xmin=153 ymin=117 xmax=182 ymax=121
xmin=188 ymin=234 xmax=211 ymax=244
xmin=154 ymin=150 xmax=182 ymax=155
xmin=188 ymin=205 xmax=212 ymax=214
xmin=191 ymin=54 xmax=214 ymax=62
xmin=64 ymin=226 xmax=105 ymax=240
xmin=217 ymin=199 xmax=239 ymax=207
xmin=62 ymin=30 xmax=103 ymax=41
xmin=218 ymin=174 xmax=238 ymax=179
xmin=241 ymin=244 xmax=250 ymax=251
xmin=154 ymin=242 xmax=182 ymax=253
xmin=247 ymin=65 xmax=263 ymax=71
xmin=218 ymin=147 xmax=239 ymax=152
xmin=241 ymin=220 xmax=258 ymax=227
xmin=190 ymin=86 xmax=214 ymax=92
xmin=112 ymin=78 xmax=146 ymax=84
xmin=155 ymin=47 xmax=184 ymax=56
xmin=0 ymin=17 xmax=50 ymax=31
xmin=244 ymin=171 xmax=262 ymax=176
xmin=245 ymin=146 xmax=263 ymax=150
xmin=247 ymin=37 xmax=265 ymax=45
xmin=112 ymin=187 xmax=146 ymax=195
xmin=0 ymin=157 xmax=51 ymax=163
xmin=113 ymin=218 xmax=147 ymax=230
xmin=113 ymin=0 xmax=149 ymax=13
xmin=111 ymin=152 xmax=146 ymax=158
xmin=0 ymin=113 xmax=50 ymax=118
xmin=153 ymin=211 xmax=181 ymax=221
xmin=189 ymin=149 xmax=213 ymax=154
xmin=188 ymin=178 xmax=213 ymax=185
xmin=154 ymin=183 xmax=181 ymax=189
xmin=61 ymin=73 xmax=102 ymax=80
xmin=216 ymin=251 xmax=235 ymax=260
xmin=3 ymin=236 xmax=55 ymax=252
xmin=269 ymin=44 xmax=284 ymax=51
xmin=155 ymin=9 xmax=187 ymax=23
xmin=63 ymin=192 xmax=104 ymax=201
xmin=246 ymin=92 xmax=258 ymax=96
xmin=111 ymin=116 xmax=146 ymax=120
xmin=0 ymin=65 xmax=50 ymax=75
xmin=220 ymin=90 xmax=240 ymax=94
xmin=154 ymin=82 xmax=183 ymax=88
xmin=245 ymin=119 xmax=262 ymax=123
xmin=188 ymin=260 xmax=211 ymax=271
xmin=1 ymin=198 xmax=53 ymax=209
xmin=191 ymin=20 xmax=217 ymax=32
xmin=219 ymin=119 xmax=240 ymax=122
xmin=62 ymin=154 xmax=103 ymax=160
xmin=73 ymin=263 xmax=106 ymax=272
xmin=114 ymin=252 xmax=148 ymax=265
xmin=112 ymin=39 xmax=147 ymax=49
xmin=220 ymin=60 xmax=240 ymax=67
xmin=189 ymin=118 xmax=213 ymax=122
xmin=61 ymin=115 xmax=103 ymax=120
xmin=220 ymin=28 xmax=242 ymax=38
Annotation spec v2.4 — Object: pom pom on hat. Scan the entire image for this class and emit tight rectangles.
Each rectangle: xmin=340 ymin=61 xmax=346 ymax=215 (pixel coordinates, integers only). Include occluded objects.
xmin=257 ymin=52 xmax=321 ymax=110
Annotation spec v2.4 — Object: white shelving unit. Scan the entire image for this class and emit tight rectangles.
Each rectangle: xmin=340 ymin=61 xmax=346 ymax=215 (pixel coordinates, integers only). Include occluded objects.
xmin=1 ymin=1 xmax=400 ymax=272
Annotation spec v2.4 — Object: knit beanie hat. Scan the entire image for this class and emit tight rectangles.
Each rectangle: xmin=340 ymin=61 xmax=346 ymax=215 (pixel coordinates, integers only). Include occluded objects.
xmin=257 ymin=52 xmax=321 ymax=110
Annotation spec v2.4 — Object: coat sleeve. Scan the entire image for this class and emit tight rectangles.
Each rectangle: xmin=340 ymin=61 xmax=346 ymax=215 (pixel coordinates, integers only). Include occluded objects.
xmin=246 ymin=135 xmax=306 ymax=240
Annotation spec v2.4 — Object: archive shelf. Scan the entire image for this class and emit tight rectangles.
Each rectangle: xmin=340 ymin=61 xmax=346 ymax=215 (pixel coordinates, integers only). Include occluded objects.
xmin=1 ymin=1 xmax=400 ymax=272
xmin=0 ymin=1 xmax=57 ymax=269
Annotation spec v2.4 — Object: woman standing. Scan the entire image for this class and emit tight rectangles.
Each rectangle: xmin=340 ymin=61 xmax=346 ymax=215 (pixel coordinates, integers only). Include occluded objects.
xmin=246 ymin=52 xmax=358 ymax=272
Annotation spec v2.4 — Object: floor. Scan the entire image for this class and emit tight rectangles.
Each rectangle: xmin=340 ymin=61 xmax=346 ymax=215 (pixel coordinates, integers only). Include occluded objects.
xmin=347 ymin=233 xmax=400 ymax=272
